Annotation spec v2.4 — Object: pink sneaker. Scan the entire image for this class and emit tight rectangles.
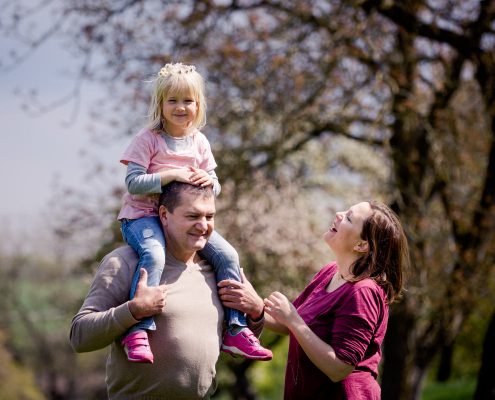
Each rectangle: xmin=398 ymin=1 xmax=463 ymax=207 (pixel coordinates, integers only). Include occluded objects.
xmin=222 ymin=328 xmax=272 ymax=361
xmin=121 ymin=330 xmax=154 ymax=363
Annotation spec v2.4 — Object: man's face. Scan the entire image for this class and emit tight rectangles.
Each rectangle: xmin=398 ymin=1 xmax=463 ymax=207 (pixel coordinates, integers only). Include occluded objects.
xmin=159 ymin=190 xmax=215 ymax=258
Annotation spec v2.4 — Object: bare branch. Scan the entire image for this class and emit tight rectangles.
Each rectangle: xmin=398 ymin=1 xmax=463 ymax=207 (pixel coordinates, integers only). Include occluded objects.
xmin=362 ymin=0 xmax=486 ymax=57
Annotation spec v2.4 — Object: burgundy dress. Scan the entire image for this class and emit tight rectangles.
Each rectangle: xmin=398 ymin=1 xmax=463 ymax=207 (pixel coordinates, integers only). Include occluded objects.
xmin=284 ymin=262 xmax=388 ymax=400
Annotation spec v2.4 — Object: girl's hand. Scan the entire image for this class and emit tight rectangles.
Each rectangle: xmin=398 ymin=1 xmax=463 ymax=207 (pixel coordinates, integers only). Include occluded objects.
xmin=264 ymin=291 xmax=299 ymax=328
xmin=165 ymin=168 xmax=195 ymax=184
xmin=188 ymin=166 xmax=213 ymax=187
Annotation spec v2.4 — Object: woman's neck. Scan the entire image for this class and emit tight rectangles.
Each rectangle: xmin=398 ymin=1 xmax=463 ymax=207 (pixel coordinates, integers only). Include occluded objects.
xmin=335 ymin=253 xmax=358 ymax=280
xmin=326 ymin=267 xmax=349 ymax=292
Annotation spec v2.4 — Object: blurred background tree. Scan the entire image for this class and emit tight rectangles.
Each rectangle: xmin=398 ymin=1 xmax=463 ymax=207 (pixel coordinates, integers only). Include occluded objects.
xmin=1 ymin=1 xmax=494 ymax=399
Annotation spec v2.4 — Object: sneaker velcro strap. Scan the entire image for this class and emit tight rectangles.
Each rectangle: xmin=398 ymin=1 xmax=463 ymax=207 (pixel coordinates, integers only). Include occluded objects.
xmin=125 ymin=338 xmax=150 ymax=347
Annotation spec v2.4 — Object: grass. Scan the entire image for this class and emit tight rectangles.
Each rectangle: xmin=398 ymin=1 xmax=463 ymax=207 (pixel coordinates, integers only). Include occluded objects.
xmin=422 ymin=378 xmax=476 ymax=400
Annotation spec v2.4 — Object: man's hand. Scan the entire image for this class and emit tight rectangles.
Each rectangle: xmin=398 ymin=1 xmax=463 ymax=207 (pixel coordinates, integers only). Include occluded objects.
xmin=128 ymin=269 xmax=167 ymax=320
xmin=218 ymin=269 xmax=264 ymax=320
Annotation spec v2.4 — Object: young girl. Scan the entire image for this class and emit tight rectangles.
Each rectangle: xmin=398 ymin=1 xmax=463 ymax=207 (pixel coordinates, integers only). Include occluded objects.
xmin=118 ymin=62 xmax=272 ymax=363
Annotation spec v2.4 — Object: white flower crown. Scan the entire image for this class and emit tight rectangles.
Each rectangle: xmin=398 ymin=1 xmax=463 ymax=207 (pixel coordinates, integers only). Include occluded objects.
xmin=158 ymin=63 xmax=196 ymax=77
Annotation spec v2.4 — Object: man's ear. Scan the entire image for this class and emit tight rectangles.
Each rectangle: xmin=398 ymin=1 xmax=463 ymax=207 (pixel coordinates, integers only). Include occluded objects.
xmin=354 ymin=240 xmax=369 ymax=253
xmin=158 ymin=205 xmax=169 ymax=226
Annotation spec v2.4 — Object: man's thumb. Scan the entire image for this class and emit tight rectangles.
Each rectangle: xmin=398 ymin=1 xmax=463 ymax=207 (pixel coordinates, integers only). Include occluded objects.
xmin=138 ymin=268 xmax=148 ymax=286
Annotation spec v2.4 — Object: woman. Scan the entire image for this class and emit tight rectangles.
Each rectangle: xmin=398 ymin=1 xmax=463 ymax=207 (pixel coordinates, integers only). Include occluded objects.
xmin=219 ymin=200 xmax=409 ymax=399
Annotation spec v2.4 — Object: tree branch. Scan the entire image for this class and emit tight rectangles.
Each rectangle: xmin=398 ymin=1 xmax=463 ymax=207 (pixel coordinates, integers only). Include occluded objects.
xmin=253 ymin=120 xmax=385 ymax=169
xmin=362 ymin=0 xmax=486 ymax=57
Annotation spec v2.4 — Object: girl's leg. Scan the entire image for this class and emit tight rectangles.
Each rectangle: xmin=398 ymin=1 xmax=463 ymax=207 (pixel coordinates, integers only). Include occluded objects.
xmin=199 ymin=230 xmax=247 ymax=329
xmin=200 ymin=230 xmax=272 ymax=361
xmin=121 ymin=216 xmax=166 ymax=332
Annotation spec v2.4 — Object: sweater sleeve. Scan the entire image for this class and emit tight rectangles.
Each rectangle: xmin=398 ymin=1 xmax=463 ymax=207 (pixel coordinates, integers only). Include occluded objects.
xmin=208 ymin=169 xmax=221 ymax=197
xmin=125 ymin=161 xmax=162 ymax=194
xmin=247 ymin=313 xmax=265 ymax=338
xmin=331 ymin=284 xmax=385 ymax=366
xmin=127 ymin=162 xmax=220 ymax=196
xmin=69 ymin=248 xmax=140 ymax=353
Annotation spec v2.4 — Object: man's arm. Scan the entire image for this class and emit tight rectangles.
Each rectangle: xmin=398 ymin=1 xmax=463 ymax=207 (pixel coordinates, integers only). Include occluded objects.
xmin=70 ymin=249 xmax=167 ymax=353
xmin=70 ymin=250 xmax=138 ymax=352
xmin=218 ymin=269 xmax=290 ymax=336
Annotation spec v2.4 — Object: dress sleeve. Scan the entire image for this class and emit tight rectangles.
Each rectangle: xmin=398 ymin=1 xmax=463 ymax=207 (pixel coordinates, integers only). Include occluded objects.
xmin=330 ymin=284 xmax=385 ymax=366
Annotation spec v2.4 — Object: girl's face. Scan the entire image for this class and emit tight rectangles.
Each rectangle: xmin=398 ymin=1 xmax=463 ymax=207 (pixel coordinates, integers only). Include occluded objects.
xmin=323 ymin=202 xmax=372 ymax=256
xmin=162 ymin=90 xmax=198 ymax=136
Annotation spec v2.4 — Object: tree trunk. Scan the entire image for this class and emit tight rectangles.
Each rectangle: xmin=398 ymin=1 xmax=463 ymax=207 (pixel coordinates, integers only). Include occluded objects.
xmin=474 ymin=310 xmax=495 ymax=400
xmin=229 ymin=359 xmax=258 ymax=400
xmin=436 ymin=342 xmax=453 ymax=382
xmin=381 ymin=301 xmax=415 ymax=400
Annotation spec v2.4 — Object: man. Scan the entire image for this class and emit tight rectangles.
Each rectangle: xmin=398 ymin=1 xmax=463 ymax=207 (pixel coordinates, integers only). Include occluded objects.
xmin=70 ymin=182 xmax=264 ymax=399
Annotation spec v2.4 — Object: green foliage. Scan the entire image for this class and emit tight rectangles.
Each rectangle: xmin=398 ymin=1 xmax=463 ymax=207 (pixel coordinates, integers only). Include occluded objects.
xmin=427 ymin=280 xmax=495 ymax=383
xmin=0 ymin=331 xmax=46 ymax=400
xmin=422 ymin=379 xmax=476 ymax=400
xmin=213 ymin=335 xmax=288 ymax=400
xmin=250 ymin=336 xmax=289 ymax=400
xmin=450 ymin=302 xmax=493 ymax=379
xmin=0 ymin=249 xmax=108 ymax=398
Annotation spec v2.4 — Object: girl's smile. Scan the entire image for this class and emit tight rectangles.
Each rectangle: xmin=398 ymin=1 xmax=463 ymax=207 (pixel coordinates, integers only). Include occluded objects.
xmin=162 ymin=93 xmax=198 ymax=136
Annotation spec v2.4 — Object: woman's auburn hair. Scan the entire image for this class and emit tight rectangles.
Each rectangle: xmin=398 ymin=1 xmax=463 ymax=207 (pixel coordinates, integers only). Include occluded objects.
xmin=350 ymin=200 xmax=410 ymax=304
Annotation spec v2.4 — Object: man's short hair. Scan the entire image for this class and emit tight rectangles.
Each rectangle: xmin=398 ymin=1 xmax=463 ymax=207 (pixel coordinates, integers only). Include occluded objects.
xmin=159 ymin=181 xmax=214 ymax=213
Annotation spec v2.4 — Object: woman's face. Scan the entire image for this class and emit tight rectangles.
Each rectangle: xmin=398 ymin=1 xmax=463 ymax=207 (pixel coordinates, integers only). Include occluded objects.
xmin=324 ymin=201 xmax=372 ymax=255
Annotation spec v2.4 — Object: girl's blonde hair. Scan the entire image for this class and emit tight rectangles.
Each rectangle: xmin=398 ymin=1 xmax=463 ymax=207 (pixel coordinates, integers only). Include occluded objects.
xmin=147 ymin=63 xmax=207 ymax=132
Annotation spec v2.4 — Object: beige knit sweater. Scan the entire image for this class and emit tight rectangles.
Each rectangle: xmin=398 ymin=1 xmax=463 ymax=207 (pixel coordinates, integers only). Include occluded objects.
xmin=70 ymin=246 xmax=263 ymax=400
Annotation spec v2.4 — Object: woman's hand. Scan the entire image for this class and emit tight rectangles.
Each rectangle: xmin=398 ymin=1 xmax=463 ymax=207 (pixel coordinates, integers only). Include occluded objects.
xmin=264 ymin=291 xmax=300 ymax=329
